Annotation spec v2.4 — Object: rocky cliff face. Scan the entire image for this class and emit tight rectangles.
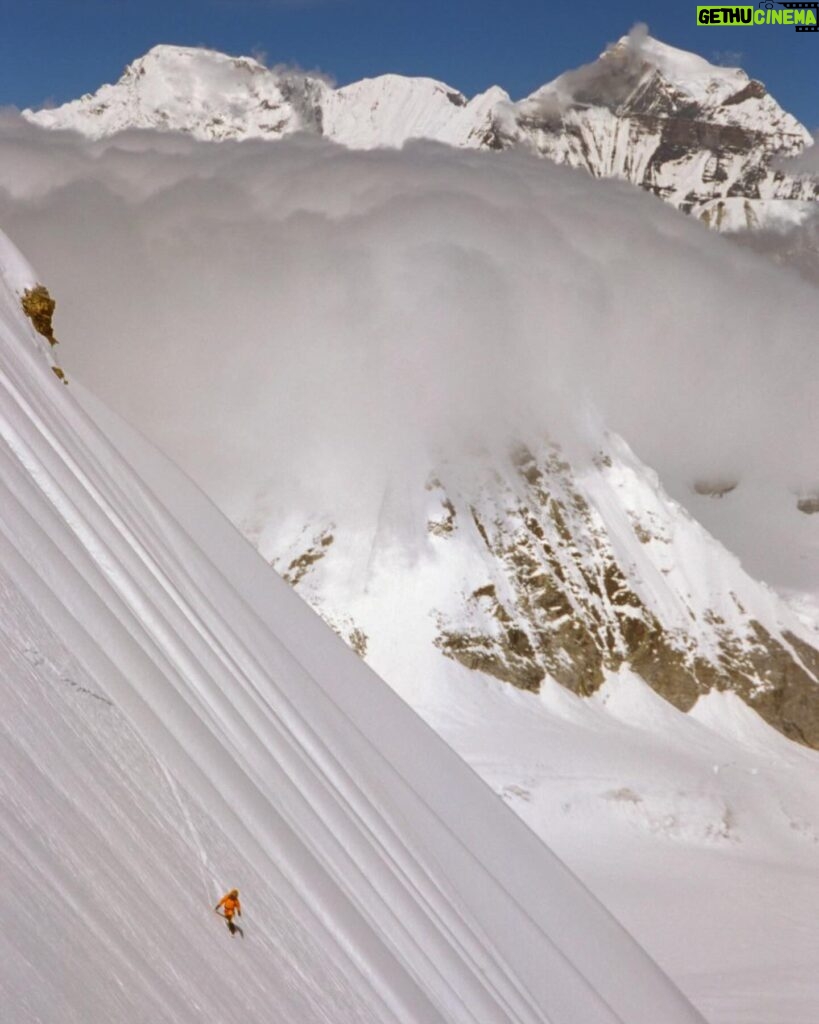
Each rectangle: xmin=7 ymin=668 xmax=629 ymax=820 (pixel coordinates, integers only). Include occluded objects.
xmin=24 ymin=35 xmax=818 ymax=229
xmin=256 ymin=435 xmax=819 ymax=749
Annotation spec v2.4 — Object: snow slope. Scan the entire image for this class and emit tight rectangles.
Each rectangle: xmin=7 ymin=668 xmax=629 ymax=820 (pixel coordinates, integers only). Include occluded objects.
xmin=436 ymin=670 xmax=819 ymax=1024
xmin=0 ymin=230 xmax=710 ymax=1022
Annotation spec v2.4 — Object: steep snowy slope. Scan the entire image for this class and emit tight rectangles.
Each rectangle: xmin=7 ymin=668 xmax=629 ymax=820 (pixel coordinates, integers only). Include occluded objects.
xmin=23 ymin=35 xmax=819 ymax=226
xmin=322 ymin=75 xmax=507 ymax=149
xmin=55 ymin=382 xmax=819 ymax=1024
xmin=0 ymin=230 xmax=711 ymax=1022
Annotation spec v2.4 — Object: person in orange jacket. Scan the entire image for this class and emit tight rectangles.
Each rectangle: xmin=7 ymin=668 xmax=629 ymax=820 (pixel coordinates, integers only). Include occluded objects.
xmin=215 ymin=888 xmax=243 ymax=936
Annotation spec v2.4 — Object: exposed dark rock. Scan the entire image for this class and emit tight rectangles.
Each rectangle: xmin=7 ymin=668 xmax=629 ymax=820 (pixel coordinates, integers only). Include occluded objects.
xmin=693 ymin=479 xmax=739 ymax=498
xmin=281 ymin=526 xmax=334 ymax=587
xmin=21 ymin=285 xmax=58 ymax=346
xmin=797 ymin=495 xmax=819 ymax=515
xmin=348 ymin=627 xmax=368 ymax=658
xmin=428 ymin=497 xmax=457 ymax=537
xmin=433 ymin=445 xmax=819 ymax=747
xmin=723 ymin=80 xmax=767 ymax=106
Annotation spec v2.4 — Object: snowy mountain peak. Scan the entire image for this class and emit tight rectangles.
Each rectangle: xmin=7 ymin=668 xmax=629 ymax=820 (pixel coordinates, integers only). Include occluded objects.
xmin=117 ymin=44 xmax=272 ymax=94
xmin=139 ymin=42 xmax=265 ymax=66
xmin=30 ymin=44 xmax=329 ymax=141
xmin=323 ymin=73 xmax=504 ymax=148
xmin=611 ymin=31 xmax=749 ymax=97
xmin=531 ymin=31 xmax=746 ymax=111
xmin=526 ymin=29 xmax=807 ymax=136
xmin=511 ymin=31 xmax=815 ymax=227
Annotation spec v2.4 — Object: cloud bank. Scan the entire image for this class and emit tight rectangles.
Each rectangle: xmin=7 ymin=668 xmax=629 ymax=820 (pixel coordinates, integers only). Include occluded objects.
xmin=0 ymin=114 xmax=816 ymax=586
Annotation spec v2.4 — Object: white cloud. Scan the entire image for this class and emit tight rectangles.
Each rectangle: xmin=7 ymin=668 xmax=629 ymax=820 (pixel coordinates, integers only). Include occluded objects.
xmin=710 ymin=50 xmax=745 ymax=68
xmin=0 ymin=113 xmax=817 ymax=587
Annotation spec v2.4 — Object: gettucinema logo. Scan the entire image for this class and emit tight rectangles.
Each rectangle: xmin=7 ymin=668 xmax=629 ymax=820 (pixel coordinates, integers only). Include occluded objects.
xmin=697 ymin=2 xmax=819 ymax=30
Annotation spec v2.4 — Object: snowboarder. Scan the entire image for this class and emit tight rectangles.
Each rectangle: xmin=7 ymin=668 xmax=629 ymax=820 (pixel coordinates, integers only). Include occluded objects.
xmin=215 ymin=888 xmax=243 ymax=937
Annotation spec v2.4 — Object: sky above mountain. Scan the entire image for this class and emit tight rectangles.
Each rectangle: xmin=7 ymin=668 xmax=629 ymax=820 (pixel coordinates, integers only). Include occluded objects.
xmin=1 ymin=0 xmax=817 ymax=128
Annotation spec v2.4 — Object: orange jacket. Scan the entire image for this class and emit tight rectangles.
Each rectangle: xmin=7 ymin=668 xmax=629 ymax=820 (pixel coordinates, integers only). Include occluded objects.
xmin=217 ymin=893 xmax=241 ymax=918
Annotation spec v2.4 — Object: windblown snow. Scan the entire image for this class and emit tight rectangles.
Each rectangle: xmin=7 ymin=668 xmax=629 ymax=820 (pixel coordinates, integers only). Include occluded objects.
xmin=0 ymin=229 xmax=711 ymax=1022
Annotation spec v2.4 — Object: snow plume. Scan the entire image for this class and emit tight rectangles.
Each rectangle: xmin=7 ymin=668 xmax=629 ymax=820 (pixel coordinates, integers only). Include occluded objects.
xmin=0 ymin=112 xmax=817 ymax=576
xmin=624 ymin=21 xmax=651 ymax=54
xmin=525 ymin=23 xmax=651 ymax=117
xmin=780 ymin=130 xmax=819 ymax=172
xmin=268 ymin=60 xmax=336 ymax=88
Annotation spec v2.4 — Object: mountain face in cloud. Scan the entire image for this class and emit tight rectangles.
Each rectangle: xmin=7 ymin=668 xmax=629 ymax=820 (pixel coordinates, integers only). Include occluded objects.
xmin=23 ymin=32 xmax=819 ymax=228
xmin=1 ymin=110 xmax=817 ymax=746
xmin=263 ymin=435 xmax=819 ymax=750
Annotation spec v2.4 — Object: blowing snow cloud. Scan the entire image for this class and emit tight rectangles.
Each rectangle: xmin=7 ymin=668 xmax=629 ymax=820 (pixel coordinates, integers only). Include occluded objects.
xmin=0 ymin=113 xmax=816 ymax=584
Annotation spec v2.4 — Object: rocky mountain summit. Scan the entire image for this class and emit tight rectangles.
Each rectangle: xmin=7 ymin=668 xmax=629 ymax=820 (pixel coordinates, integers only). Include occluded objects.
xmin=25 ymin=33 xmax=818 ymax=229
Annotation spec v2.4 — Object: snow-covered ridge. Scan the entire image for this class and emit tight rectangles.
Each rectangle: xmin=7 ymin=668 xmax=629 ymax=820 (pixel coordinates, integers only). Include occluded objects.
xmin=24 ymin=36 xmax=819 ymax=227
xmin=26 ymin=44 xmax=501 ymax=149
xmin=323 ymin=74 xmax=509 ymax=150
